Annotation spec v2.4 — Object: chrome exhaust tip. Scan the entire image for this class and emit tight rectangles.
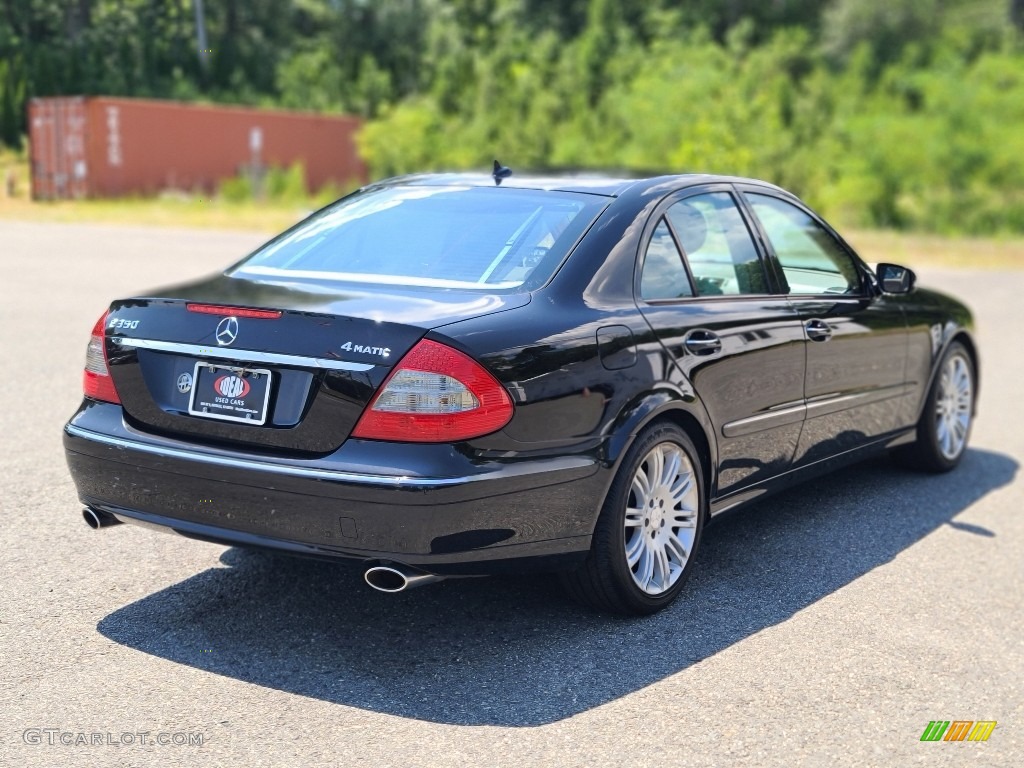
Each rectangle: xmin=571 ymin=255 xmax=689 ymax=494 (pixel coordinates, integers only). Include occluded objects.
xmin=364 ymin=564 xmax=444 ymax=593
xmin=82 ymin=507 xmax=122 ymax=530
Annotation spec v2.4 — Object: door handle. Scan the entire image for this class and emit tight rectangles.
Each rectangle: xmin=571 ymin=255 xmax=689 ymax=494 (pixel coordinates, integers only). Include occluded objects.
xmin=684 ymin=330 xmax=722 ymax=355
xmin=805 ymin=318 xmax=832 ymax=342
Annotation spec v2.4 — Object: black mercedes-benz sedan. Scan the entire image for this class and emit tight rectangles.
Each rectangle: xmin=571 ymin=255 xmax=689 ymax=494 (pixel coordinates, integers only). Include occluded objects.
xmin=63 ymin=169 xmax=978 ymax=615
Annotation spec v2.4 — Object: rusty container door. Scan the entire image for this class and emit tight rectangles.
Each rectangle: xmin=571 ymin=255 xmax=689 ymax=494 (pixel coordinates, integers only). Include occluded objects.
xmin=28 ymin=97 xmax=90 ymax=200
xmin=86 ymin=97 xmax=366 ymax=198
xmin=31 ymin=96 xmax=366 ymax=199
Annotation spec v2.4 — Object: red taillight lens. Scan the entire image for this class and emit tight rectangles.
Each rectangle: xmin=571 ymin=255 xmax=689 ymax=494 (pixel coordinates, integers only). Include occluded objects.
xmin=351 ymin=339 xmax=514 ymax=443
xmin=82 ymin=312 xmax=121 ymax=404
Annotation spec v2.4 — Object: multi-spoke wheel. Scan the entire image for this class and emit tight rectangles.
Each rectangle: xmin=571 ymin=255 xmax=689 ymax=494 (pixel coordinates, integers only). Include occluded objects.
xmin=561 ymin=422 xmax=705 ymax=615
xmin=624 ymin=442 xmax=699 ymax=595
xmin=934 ymin=352 xmax=973 ymax=461
xmin=894 ymin=341 xmax=975 ymax=473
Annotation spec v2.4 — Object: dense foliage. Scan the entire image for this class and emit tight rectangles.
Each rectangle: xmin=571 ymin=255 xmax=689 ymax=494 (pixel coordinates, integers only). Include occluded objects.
xmin=2 ymin=1 xmax=1023 ymax=232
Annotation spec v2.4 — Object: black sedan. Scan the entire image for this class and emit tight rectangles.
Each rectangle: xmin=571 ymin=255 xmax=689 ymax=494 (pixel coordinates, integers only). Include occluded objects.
xmin=63 ymin=169 xmax=978 ymax=615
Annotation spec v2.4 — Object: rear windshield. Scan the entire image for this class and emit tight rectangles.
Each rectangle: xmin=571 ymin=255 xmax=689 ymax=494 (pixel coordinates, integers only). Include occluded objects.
xmin=230 ymin=185 xmax=607 ymax=291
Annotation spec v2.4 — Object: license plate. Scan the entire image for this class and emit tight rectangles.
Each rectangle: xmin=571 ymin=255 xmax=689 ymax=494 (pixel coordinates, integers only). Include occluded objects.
xmin=187 ymin=362 xmax=272 ymax=425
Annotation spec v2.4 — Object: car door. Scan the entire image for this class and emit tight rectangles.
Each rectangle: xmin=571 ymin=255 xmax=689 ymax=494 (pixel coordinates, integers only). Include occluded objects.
xmin=635 ymin=186 xmax=807 ymax=498
xmin=739 ymin=189 xmax=909 ymax=465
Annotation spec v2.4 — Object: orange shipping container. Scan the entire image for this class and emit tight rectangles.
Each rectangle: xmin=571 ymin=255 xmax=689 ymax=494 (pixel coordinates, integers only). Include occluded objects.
xmin=29 ymin=96 xmax=367 ymax=200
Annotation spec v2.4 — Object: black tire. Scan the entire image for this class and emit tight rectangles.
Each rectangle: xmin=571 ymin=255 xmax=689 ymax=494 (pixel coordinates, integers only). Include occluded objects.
xmin=561 ymin=422 xmax=706 ymax=615
xmin=893 ymin=341 xmax=975 ymax=473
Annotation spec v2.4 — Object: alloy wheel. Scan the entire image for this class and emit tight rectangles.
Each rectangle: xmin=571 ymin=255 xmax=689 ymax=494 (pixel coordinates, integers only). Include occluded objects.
xmin=624 ymin=442 xmax=700 ymax=595
xmin=935 ymin=352 xmax=972 ymax=461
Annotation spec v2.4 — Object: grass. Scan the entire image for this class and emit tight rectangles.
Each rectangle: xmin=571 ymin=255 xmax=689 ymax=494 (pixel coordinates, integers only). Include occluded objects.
xmin=0 ymin=146 xmax=326 ymax=233
xmin=842 ymin=229 xmax=1024 ymax=271
xmin=0 ymin=193 xmax=311 ymax=233
xmin=2 ymin=147 xmax=1022 ymax=269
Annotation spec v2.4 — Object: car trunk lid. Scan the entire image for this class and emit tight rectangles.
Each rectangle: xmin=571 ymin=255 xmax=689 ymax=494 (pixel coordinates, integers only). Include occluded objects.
xmin=103 ymin=273 xmax=528 ymax=454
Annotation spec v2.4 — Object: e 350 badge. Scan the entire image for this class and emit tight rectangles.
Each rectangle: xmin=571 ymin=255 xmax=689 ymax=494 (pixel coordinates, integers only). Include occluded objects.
xmin=107 ymin=318 xmax=139 ymax=330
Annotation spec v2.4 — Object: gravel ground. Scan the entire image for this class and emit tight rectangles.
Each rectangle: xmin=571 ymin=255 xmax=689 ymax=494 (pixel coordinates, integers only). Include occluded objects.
xmin=0 ymin=220 xmax=1020 ymax=768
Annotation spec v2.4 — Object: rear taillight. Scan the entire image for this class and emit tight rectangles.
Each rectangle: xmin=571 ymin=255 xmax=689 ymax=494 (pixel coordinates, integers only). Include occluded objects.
xmin=351 ymin=340 xmax=513 ymax=442
xmin=83 ymin=312 xmax=121 ymax=404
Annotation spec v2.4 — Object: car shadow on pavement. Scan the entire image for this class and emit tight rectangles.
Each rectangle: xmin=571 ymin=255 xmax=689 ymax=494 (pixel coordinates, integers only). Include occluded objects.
xmin=97 ymin=448 xmax=1016 ymax=726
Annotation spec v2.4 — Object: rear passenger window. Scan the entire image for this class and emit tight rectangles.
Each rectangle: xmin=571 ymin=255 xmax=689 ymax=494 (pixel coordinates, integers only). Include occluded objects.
xmin=640 ymin=219 xmax=694 ymax=300
xmin=747 ymin=194 xmax=861 ymax=295
xmin=666 ymin=193 xmax=768 ymax=296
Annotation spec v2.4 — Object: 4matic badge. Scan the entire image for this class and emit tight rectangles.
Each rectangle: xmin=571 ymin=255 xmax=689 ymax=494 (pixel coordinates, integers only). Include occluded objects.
xmin=340 ymin=342 xmax=390 ymax=358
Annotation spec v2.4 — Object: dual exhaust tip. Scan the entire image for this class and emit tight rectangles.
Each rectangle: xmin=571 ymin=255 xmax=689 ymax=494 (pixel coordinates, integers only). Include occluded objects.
xmin=83 ymin=507 xmax=441 ymax=593
xmin=363 ymin=564 xmax=444 ymax=593
xmin=82 ymin=507 xmax=122 ymax=530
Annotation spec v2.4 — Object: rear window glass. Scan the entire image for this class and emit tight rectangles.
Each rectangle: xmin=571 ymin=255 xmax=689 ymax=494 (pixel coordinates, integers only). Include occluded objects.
xmin=230 ymin=185 xmax=606 ymax=291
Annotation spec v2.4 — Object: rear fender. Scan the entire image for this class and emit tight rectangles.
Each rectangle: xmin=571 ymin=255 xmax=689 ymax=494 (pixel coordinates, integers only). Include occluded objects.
xmin=601 ymin=388 xmax=719 ymax=505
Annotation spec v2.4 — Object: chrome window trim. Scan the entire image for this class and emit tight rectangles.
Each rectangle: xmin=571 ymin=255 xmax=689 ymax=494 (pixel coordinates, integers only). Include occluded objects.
xmin=65 ymin=424 xmax=593 ymax=488
xmin=113 ymin=337 xmax=375 ymax=372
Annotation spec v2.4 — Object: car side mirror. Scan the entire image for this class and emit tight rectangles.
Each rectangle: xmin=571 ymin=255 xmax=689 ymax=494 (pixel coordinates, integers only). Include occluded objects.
xmin=876 ymin=263 xmax=915 ymax=294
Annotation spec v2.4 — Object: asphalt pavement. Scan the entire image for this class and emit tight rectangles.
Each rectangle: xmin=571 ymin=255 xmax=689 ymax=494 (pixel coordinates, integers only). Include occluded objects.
xmin=0 ymin=219 xmax=1021 ymax=767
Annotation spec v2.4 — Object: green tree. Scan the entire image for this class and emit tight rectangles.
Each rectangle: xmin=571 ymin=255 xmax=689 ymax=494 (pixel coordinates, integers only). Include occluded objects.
xmin=1 ymin=60 xmax=23 ymax=149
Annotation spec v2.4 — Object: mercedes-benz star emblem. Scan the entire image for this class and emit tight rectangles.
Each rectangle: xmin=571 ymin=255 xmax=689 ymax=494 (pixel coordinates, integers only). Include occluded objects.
xmin=216 ymin=316 xmax=239 ymax=346
xmin=176 ymin=372 xmax=193 ymax=393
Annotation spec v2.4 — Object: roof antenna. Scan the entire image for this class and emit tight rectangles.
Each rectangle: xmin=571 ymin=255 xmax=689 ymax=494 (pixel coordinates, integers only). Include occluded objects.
xmin=492 ymin=159 xmax=512 ymax=186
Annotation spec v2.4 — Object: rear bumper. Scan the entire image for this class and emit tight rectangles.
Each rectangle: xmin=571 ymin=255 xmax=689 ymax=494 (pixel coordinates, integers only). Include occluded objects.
xmin=63 ymin=402 xmax=604 ymax=575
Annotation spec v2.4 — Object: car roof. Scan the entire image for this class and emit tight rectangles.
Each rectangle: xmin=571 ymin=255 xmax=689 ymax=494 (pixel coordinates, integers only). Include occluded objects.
xmin=367 ymin=172 xmax=793 ymax=198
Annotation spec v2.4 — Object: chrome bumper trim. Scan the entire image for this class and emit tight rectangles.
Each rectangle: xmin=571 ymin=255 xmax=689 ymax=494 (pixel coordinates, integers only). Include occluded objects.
xmin=113 ymin=337 xmax=375 ymax=373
